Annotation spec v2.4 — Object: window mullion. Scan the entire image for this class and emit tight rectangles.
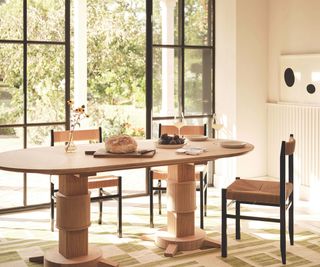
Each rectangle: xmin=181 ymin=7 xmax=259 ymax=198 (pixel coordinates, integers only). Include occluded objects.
xmin=65 ymin=0 xmax=71 ymax=131
xmin=146 ymin=0 xmax=153 ymax=139
xmin=179 ymin=0 xmax=185 ymax=116
xmin=212 ymin=0 xmax=215 ymax=117
xmin=23 ymin=0 xmax=27 ymax=149
xmin=23 ymin=0 xmax=27 ymax=207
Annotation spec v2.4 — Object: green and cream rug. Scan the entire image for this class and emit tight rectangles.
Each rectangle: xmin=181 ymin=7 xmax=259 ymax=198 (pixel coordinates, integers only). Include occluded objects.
xmin=0 ymin=189 xmax=319 ymax=267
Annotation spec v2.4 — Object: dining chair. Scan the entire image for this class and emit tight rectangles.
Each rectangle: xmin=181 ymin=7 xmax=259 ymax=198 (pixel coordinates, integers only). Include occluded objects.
xmin=221 ymin=134 xmax=295 ymax=264
xmin=149 ymin=123 xmax=208 ymax=229
xmin=50 ymin=127 xmax=122 ymax=237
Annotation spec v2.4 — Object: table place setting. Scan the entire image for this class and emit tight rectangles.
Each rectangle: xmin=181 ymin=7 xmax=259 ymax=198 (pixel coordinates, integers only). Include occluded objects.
xmin=185 ymin=135 xmax=209 ymax=141
xmin=176 ymin=147 xmax=208 ymax=155
xmin=219 ymin=140 xmax=247 ymax=149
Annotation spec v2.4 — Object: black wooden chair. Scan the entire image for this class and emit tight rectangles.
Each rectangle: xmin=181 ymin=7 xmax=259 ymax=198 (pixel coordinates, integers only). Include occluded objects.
xmin=149 ymin=124 xmax=208 ymax=229
xmin=50 ymin=127 xmax=122 ymax=237
xmin=221 ymin=134 xmax=295 ymax=264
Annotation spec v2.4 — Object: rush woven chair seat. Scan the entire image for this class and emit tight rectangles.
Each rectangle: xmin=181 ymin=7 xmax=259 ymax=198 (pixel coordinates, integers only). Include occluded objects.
xmin=221 ymin=134 xmax=295 ymax=264
xmin=50 ymin=127 xmax=122 ymax=237
xmin=149 ymin=123 xmax=208 ymax=229
xmin=226 ymin=179 xmax=293 ymax=205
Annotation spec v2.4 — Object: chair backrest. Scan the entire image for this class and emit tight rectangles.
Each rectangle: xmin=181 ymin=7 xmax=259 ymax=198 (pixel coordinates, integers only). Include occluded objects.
xmin=158 ymin=124 xmax=206 ymax=137
xmin=280 ymin=134 xmax=295 ymax=199
xmin=50 ymin=127 xmax=102 ymax=146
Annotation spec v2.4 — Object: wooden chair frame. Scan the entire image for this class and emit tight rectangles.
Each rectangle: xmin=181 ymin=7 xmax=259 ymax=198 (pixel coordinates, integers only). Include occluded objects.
xmin=149 ymin=123 xmax=208 ymax=229
xmin=221 ymin=134 xmax=295 ymax=264
xmin=50 ymin=127 xmax=122 ymax=237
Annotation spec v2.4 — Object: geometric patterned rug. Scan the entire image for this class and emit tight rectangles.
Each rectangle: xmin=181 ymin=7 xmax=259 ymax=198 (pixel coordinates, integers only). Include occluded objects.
xmin=0 ymin=188 xmax=319 ymax=266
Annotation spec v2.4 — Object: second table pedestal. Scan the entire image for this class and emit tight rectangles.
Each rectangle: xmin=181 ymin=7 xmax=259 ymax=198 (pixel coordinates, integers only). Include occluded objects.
xmin=155 ymin=163 xmax=220 ymax=257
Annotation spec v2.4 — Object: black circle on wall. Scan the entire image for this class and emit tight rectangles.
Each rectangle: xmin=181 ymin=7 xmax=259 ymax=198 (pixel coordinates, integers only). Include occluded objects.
xmin=284 ymin=68 xmax=295 ymax=87
xmin=306 ymin=84 xmax=316 ymax=94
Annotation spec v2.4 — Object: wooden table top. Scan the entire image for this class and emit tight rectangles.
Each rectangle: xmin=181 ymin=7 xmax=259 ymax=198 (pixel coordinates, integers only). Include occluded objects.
xmin=0 ymin=139 xmax=254 ymax=175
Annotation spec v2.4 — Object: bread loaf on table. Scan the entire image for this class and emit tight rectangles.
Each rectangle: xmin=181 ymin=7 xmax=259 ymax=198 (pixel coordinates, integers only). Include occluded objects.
xmin=105 ymin=135 xmax=137 ymax=153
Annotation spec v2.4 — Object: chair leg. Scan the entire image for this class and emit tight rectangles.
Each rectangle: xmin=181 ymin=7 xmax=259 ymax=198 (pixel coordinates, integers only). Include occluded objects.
xmin=204 ymin=173 xmax=208 ymax=217
xmin=280 ymin=203 xmax=286 ymax=264
xmin=235 ymin=201 xmax=241 ymax=240
xmin=50 ymin=181 xmax=55 ymax=232
xmin=158 ymin=180 xmax=162 ymax=215
xmin=200 ymin=172 xmax=204 ymax=229
xmin=98 ymin=188 xmax=103 ymax=225
xmin=149 ymin=171 xmax=154 ymax=228
xmin=289 ymin=197 xmax=294 ymax=245
xmin=221 ymin=188 xmax=227 ymax=257
xmin=118 ymin=176 xmax=122 ymax=238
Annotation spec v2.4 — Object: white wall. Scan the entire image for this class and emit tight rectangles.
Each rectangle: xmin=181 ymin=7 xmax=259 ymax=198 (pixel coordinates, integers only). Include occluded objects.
xmin=216 ymin=0 xmax=320 ymax=196
xmin=215 ymin=0 xmax=237 ymax=129
xmin=215 ymin=0 xmax=237 ymax=186
xmin=215 ymin=0 xmax=268 ymax=185
xmin=268 ymin=0 xmax=320 ymax=102
xmin=268 ymin=0 xmax=320 ymax=204
xmin=236 ymin=0 xmax=268 ymax=177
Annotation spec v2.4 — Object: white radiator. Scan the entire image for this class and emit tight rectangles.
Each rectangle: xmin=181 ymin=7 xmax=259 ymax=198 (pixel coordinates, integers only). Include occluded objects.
xmin=267 ymin=103 xmax=320 ymax=201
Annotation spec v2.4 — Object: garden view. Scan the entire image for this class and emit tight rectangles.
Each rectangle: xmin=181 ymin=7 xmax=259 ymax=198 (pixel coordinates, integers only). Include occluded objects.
xmin=0 ymin=0 xmax=212 ymax=208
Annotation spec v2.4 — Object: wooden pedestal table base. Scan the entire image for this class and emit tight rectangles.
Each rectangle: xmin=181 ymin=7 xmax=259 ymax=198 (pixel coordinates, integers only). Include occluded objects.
xmin=0 ymin=140 xmax=253 ymax=265
xmin=29 ymin=250 xmax=118 ymax=267
xmin=154 ymin=164 xmax=220 ymax=257
xmin=155 ymin=228 xmax=220 ymax=257
xmin=29 ymin=174 xmax=119 ymax=267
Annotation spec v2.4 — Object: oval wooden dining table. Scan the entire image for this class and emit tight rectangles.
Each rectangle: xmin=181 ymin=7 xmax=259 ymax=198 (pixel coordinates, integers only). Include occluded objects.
xmin=0 ymin=139 xmax=253 ymax=267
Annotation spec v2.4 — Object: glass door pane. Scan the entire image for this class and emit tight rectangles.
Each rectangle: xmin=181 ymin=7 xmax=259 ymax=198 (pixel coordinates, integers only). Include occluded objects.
xmin=0 ymin=127 xmax=24 ymax=208
xmin=27 ymin=0 xmax=65 ymax=42
xmin=185 ymin=49 xmax=212 ymax=115
xmin=185 ymin=0 xmax=212 ymax=46
xmin=153 ymin=47 xmax=181 ymax=117
xmin=26 ymin=124 xmax=65 ymax=205
xmin=0 ymin=0 xmax=23 ymax=40
xmin=27 ymin=125 xmax=65 ymax=147
xmin=27 ymin=45 xmax=65 ymax=123
xmin=0 ymin=44 xmax=24 ymax=125
xmin=153 ymin=0 xmax=180 ymax=45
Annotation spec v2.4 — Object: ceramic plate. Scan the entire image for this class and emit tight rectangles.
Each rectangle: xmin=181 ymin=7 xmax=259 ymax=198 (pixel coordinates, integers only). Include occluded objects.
xmin=156 ymin=143 xmax=185 ymax=149
xmin=220 ymin=141 xmax=247 ymax=149
xmin=176 ymin=148 xmax=187 ymax=154
xmin=186 ymin=135 xmax=208 ymax=141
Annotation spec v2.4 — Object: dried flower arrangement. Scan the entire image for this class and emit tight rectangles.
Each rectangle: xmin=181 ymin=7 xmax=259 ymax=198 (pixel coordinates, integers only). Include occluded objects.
xmin=65 ymin=100 xmax=89 ymax=152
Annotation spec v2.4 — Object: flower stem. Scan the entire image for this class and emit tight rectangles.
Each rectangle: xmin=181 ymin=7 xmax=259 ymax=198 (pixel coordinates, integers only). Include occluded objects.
xmin=65 ymin=113 xmax=81 ymax=152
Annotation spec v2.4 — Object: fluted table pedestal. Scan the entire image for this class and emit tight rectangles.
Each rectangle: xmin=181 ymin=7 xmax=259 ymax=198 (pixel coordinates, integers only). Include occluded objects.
xmin=155 ymin=164 xmax=220 ymax=257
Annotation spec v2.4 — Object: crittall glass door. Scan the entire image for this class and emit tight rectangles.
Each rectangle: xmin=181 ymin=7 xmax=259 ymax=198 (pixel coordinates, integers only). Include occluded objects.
xmin=0 ymin=0 xmax=214 ymax=212
xmin=0 ymin=0 xmax=70 ymax=212
xmin=146 ymin=0 xmax=215 ymax=138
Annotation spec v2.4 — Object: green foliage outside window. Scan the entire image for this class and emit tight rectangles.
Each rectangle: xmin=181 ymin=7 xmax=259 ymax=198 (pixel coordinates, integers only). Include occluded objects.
xmin=87 ymin=0 xmax=145 ymax=107
xmin=0 ymin=0 xmax=210 ymax=143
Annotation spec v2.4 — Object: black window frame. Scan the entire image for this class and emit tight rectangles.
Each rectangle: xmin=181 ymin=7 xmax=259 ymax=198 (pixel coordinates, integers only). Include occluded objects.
xmin=0 ymin=0 xmax=70 ymax=213
xmin=0 ymin=0 xmax=214 ymax=212
xmin=145 ymin=0 xmax=215 ymax=139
